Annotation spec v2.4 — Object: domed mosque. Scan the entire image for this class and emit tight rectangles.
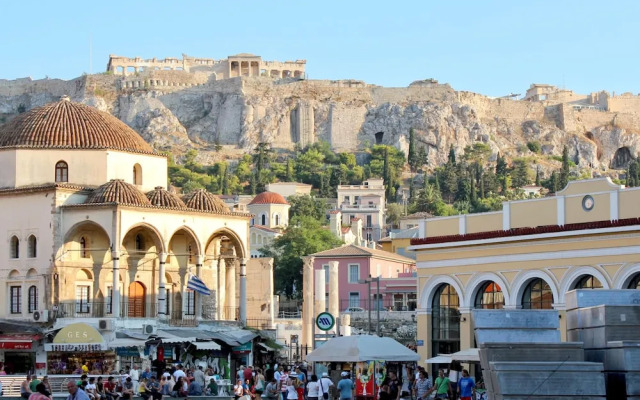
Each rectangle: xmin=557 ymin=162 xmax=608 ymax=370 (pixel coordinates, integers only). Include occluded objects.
xmin=0 ymin=99 xmax=269 ymax=374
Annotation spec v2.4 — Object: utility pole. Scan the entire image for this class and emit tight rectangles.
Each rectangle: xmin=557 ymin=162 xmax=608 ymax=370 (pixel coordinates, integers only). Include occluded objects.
xmin=359 ymin=276 xmax=381 ymax=335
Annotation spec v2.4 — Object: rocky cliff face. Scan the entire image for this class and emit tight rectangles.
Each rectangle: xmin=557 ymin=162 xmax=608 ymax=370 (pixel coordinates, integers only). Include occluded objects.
xmin=2 ymin=74 xmax=640 ymax=176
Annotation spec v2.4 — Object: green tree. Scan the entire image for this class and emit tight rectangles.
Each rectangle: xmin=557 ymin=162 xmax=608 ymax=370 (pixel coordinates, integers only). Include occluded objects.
xmin=416 ymin=146 xmax=429 ymax=170
xmin=408 ymin=128 xmax=417 ymax=171
xmin=495 ymin=153 xmax=508 ymax=193
xmin=386 ymin=203 xmax=405 ymax=229
xmin=288 ymin=195 xmax=328 ymax=222
xmin=535 ymin=166 xmax=541 ymax=186
xmin=448 ymin=145 xmax=457 ymax=165
xmin=260 ymin=216 xmax=343 ymax=297
xmin=286 ymin=159 xmax=295 ymax=181
xmin=295 ymin=148 xmax=325 ymax=187
xmin=511 ymin=159 xmax=530 ymax=188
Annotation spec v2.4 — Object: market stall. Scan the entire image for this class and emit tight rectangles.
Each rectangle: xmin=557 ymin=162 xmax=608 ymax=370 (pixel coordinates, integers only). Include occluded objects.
xmin=44 ymin=323 xmax=113 ymax=374
xmin=306 ymin=335 xmax=420 ymax=400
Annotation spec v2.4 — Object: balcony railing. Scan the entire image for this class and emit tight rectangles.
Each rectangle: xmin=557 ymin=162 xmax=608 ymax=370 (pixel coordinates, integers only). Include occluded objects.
xmin=339 ymin=203 xmax=380 ymax=210
xmin=339 ymin=299 xmax=417 ymax=312
xmin=56 ymin=301 xmax=239 ymax=323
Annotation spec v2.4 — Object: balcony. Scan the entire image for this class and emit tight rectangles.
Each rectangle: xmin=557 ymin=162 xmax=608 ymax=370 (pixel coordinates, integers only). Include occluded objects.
xmin=339 ymin=203 xmax=380 ymax=211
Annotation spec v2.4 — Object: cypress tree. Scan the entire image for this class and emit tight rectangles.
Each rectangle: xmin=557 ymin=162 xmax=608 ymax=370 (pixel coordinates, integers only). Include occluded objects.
xmin=448 ymin=145 xmax=456 ymax=165
xmin=535 ymin=166 xmax=541 ymax=186
xmin=559 ymin=146 xmax=570 ymax=189
xmin=408 ymin=128 xmax=417 ymax=171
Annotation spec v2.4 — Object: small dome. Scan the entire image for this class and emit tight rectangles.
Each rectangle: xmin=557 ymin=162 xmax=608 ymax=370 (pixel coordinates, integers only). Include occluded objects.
xmin=146 ymin=186 xmax=186 ymax=208
xmin=86 ymin=179 xmax=151 ymax=206
xmin=183 ymin=189 xmax=230 ymax=213
xmin=0 ymin=98 xmax=154 ymax=153
xmin=248 ymin=191 xmax=288 ymax=205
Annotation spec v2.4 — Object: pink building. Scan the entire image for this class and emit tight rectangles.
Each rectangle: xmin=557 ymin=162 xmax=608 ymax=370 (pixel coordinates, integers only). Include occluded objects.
xmin=310 ymin=245 xmax=417 ymax=311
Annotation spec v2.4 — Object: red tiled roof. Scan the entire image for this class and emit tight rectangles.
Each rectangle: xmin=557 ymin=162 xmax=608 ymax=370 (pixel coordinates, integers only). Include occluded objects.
xmin=85 ymin=179 xmax=151 ymax=206
xmin=248 ymin=191 xmax=288 ymax=205
xmin=253 ymin=225 xmax=280 ymax=233
xmin=312 ymin=244 xmax=415 ymax=264
xmin=146 ymin=186 xmax=186 ymax=208
xmin=0 ymin=99 xmax=155 ymax=153
xmin=183 ymin=189 xmax=230 ymax=213
xmin=410 ymin=217 xmax=640 ymax=246
xmin=329 ymin=210 xmax=341 ymax=214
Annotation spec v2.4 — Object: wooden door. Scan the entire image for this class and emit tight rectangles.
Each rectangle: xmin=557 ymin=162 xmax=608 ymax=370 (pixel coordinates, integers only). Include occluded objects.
xmin=128 ymin=281 xmax=146 ymax=317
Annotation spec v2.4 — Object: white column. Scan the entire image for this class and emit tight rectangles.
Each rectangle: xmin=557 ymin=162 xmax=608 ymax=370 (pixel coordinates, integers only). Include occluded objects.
xmin=218 ymin=258 xmax=226 ymax=319
xmin=328 ymin=260 xmax=340 ymax=334
xmin=112 ymin=250 xmax=121 ymax=318
xmin=557 ymin=196 xmax=565 ymax=226
xmin=459 ymin=214 xmax=467 ymax=235
xmin=302 ymin=256 xmax=315 ymax=347
xmin=239 ymin=258 xmax=248 ymax=325
xmin=315 ymin=269 xmax=326 ymax=315
xmin=610 ymin=190 xmax=619 ymax=221
xmin=225 ymin=258 xmax=236 ymax=320
xmin=158 ymin=252 xmax=167 ymax=320
xmin=196 ymin=255 xmax=204 ymax=321
xmin=502 ymin=202 xmax=511 ymax=230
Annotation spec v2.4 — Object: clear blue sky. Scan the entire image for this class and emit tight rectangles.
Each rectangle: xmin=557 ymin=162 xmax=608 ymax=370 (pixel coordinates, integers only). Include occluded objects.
xmin=1 ymin=0 xmax=639 ymax=97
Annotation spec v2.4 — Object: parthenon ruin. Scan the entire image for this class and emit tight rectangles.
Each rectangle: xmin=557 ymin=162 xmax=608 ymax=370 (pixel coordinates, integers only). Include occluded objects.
xmin=106 ymin=53 xmax=306 ymax=80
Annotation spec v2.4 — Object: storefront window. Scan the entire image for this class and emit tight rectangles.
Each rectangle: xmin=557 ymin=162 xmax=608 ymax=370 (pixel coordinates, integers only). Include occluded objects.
xmin=47 ymin=352 xmax=115 ymax=375
xmin=431 ymin=284 xmax=460 ymax=371
xmin=76 ymin=285 xmax=91 ymax=313
xmin=28 ymin=286 xmax=38 ymax=313
xmin=474 ymin=281 xmax=505 ymax=309
xmin=185 ymin=290 xmax=195 ymax=315
xmin=522 ymin=278 xmax=553 ymax=309
xmin=10 ymin=286 xmax=22 ymax=314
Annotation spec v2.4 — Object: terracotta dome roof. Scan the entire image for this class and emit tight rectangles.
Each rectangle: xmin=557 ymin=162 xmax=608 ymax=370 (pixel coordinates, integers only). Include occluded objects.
xmin=85 ymin=179 xmax=151 ymax=206
xmin=248 ymin=191 xmax=288 ymax=205
xmin=0 ymin=98 xmax=154 ymax=153
xmin=146 ymin=186 xmax=186 ymax=208
xmin=183 ymin=189 xmax=230 ymax=213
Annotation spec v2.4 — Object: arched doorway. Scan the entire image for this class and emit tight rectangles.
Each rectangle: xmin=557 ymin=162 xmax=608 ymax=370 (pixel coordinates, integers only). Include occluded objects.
xmin=522 ymin=278 xmax=553 ymax=309
xmin=432 ymin=284 xmax=460 ymax=366
xmin=128 ymin=281 xmax=146 ymax=317
xmin=474 ymin=281 xmax=504 ymax=309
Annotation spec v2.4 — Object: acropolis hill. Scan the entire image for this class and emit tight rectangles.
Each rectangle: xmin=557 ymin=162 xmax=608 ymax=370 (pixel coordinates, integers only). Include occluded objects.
xmin=2 ymin=53 xmax=640 ymax=176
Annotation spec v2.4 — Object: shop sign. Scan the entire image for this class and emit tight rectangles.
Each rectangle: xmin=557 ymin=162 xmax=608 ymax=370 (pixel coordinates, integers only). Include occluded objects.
xmin=416 ymin=340 xmax=424 ymax=346
xmin=45 ymin=343 xmax=107 ymax=352
xmin=0 ymin=342 xmax=32 ymax=350
xmin=232 ymin=342 xmax=252 ymax=354
xmin=52 ymin=323 xmax=103 ymax=344
xmin=116 ymin=347 xmax=140 ymax=357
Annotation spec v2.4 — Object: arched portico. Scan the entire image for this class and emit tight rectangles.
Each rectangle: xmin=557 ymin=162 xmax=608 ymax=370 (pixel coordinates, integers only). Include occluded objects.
xmin=464 ymin=272 xmax=511 ymax=309
xmin=511 ymin=270 xmax=559 ymax=309
xmin=613 ymin=263 xmax=640 ymax=289
xmin=419 ymin=275 xmax=465 ymax=311
xmin=558 ymin=266 xmax=611 ymax=303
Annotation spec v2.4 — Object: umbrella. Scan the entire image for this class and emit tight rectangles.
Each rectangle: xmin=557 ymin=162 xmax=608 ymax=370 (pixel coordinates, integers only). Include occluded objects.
xmin=450 ymin=348 xmax=480 ymax=363
xmin=306 ymin=335 xmax=420 ymax=362
xmin=425 ymin=355 xmax=452 ymax=364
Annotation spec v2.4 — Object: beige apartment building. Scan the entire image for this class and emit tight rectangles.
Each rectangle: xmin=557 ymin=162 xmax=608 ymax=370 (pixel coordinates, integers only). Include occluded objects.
xmin=336 ymin=178 xmax=386 ymax=242
xmin=408 ymin=178 xmax=640 ymax=365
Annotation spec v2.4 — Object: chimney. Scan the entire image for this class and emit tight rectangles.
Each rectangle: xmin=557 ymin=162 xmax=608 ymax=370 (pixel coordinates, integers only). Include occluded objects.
xmin=329 ymin=210 xmax=342 ymax=239
xmin=351 ymin=218 xmax=363 ymax=245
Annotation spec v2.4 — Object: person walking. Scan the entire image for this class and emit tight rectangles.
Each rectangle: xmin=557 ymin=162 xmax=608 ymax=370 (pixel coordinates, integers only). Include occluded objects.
xmin=319 ymin=372 xmax=334 ymax=400
xmin=337 ymin=372 xmax=354 ymax=400
xmin=456 ymin=370 xmax=475 ymax=400
xmin=413 ymin=370 xmax=432 ymax=400
xmin=130 ymin=365 xmax=140 ymax=394
xmin=254 ymin=368 xmax=266 ymax=399
xmin=306 ymin=375 xmax=320 ymax=400
xmin=426 ymin=369 xmax=449 ymax=400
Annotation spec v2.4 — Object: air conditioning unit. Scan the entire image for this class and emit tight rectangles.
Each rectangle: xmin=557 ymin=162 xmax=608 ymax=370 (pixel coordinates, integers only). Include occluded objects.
xmin=142 ymin=324 xmax=157 ymax=335
xmin=98 ymin=319 xmax=114 ymax=331
xmin=32 ymin=310 xmax=49 ymax=323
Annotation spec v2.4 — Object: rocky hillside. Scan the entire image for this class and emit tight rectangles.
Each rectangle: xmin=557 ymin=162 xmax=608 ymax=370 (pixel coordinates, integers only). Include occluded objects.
xmin=2 ymin=73 xmax=640 ymax=177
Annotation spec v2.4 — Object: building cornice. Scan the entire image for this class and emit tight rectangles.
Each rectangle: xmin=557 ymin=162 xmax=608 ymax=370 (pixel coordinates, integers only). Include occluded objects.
xmin=61 ymin=202 xmax=252 ymax=219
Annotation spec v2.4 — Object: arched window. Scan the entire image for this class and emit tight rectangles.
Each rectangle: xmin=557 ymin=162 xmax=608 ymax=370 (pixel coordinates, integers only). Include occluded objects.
xmin=628 ymin=273 xmax=640 ymax=289
xmin=261 ymin=214 xmax=266 ymax=226
xmin=133 ymin=164 xmax=142 ymax=185
xmin=574 ymin=275 xmax=603 ymax=290
xmin=275 ymin=213 xmax=280 ymax=226
xmin=135 ymin=234 xmax=145 ymax=251
xmin=10 ymin=236 xmax=19 ymax=259
xmin=28 ymin=285 xmax=38 ymax=313
xmin=432 ymin=284 xmax=460 ymax=362
xmin=80 ymin=237 xmax=89 ymax=258
xmin=27 ymin=235 xmax=37 ymax=258
xmin=522 ymin=278 xmax=553 ymax=309
xmin=55 ymin=161 xmax=68 ymax=183
xmin=474 ymin=281 xmax=504 ymax=309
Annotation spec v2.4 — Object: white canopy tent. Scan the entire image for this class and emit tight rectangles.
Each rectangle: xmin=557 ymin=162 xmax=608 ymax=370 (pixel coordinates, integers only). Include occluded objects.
xmin=425 ymin=355 xmax=452 ymax=364
xmin=451 ymin=348 xmax=480 ymax=362
xmin=306 ymin=335 xmax=420 ymax=362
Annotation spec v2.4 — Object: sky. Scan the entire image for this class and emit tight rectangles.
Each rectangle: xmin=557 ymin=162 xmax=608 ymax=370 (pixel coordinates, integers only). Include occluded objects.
xmin=1 ymin=0 xmax=639 ymax=97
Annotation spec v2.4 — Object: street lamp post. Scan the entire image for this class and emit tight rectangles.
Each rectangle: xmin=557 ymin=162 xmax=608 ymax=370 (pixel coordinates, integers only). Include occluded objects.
xmin=359 ymin=275 xmax=381 ymax=336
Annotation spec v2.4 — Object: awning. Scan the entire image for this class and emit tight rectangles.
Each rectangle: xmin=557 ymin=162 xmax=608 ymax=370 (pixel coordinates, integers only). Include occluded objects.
xmin=450 ymin=348 xmax=480 ymax=363
xmin=257 ymin=342 xmax=276 ymax=352
xmin=108 ymin=338 xmax=147 ymax=348
xmin=117 ymin=330 xmax=150 ymax=340
xmin=0 ymin=334 xmax=41 ymax=350
xmin=425 ymin=355 xmax=452 ymax=364
xmin=193 ymin=342 xmax=221 ymax=350
xmin=208 ymin=330 xmax=258 ymax=347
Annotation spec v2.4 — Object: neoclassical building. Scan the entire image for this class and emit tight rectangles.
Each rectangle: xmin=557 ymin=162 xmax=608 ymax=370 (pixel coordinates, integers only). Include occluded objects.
xmin=408 ymin=178 xmax=640 ymax=365
xmin=0 ymin=99 xmax=251 ymax=372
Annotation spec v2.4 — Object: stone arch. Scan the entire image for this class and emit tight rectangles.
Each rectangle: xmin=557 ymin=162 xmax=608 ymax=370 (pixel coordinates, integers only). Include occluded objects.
xmin=464 ymin=272 xmax=512 ymax=309
xmin=205 ymin=228 xmax=248 ymax=260
xmin=167 ymin=226 xmax=202 ymax=256
xmin=558 ymin=266 xmax=611 ymax=303
xmin=611 ymin=147 xmax=634 ymax=169
xmin=8 ymin=269 xmax=20 ymax=279
xmin=26 ymin=268 xmax=38 ymax=279
xmin=121 ymin=223 xmax=165 ymax=254
xmin=613 ymin=263 xmax=640 ymax=289
xmin=511 ymin=270 xmax=559 ymax=308
xmin=419 ymin=275 xmax=465 ymax=310
xmin=167 ymin=226 xmax=202 ymax=269
xmin=62 ymin=221 xmax=112 ymax=263
xmin=76 ymin=268 xmax=93 ymax=281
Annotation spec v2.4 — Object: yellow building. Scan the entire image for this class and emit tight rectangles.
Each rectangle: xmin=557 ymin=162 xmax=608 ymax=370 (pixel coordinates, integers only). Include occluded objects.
xmin=408 ymin=178 xmax=640 ymax=364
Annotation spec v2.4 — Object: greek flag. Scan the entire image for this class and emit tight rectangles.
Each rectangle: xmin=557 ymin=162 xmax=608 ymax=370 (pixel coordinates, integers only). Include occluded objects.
xmin=187 ymin=274 xmax=211 ymax=295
